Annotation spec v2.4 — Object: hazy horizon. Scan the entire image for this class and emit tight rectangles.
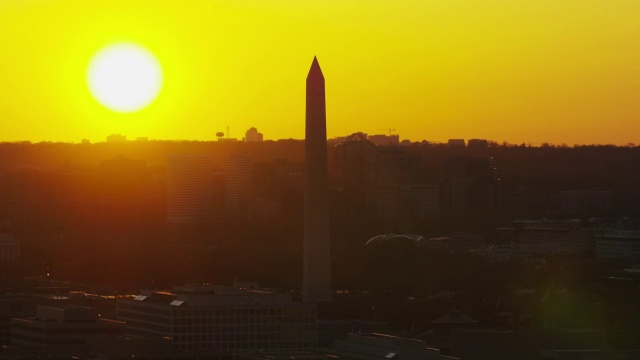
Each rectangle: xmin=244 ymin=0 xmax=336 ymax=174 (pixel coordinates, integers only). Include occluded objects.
xmin=2 ymin=0 xmax=639 ymax=144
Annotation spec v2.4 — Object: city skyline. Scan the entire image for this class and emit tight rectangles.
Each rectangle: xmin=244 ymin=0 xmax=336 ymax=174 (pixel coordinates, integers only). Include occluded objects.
xmin=1 ymin=1 xmax=640 ymax=145
xmin=1 ymin=2 xmax=640 ymax=358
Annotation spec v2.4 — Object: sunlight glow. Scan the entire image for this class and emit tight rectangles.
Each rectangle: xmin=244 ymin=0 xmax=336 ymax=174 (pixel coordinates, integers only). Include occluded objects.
xmin=87 ymin=43 xmax=163 ymax=113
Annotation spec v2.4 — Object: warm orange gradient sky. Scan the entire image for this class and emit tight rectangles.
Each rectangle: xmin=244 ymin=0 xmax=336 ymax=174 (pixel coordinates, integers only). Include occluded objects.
xmin=0 ymin=0 xmax=639 ymax=144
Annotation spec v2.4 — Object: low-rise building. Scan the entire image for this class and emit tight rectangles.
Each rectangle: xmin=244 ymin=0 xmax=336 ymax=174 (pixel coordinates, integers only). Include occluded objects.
xmin=116 ymin=284 xmax=317 ymax=355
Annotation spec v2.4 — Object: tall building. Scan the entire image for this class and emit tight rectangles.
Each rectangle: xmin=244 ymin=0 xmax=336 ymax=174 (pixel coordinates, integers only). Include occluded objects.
xmin=224 ymin=153 xmax=253 ymax=217
xmin=442 ymin=156 xmax=499 ymax=215
xmin=376 ymin=147 xmax=421 ymax=187
xmin=245 ymin=127 xmax=264 ymax=142
xmin=0 ymin=221 xmax=19 ymax=262
xmin=368 ymin=134 xmax=400 ymax=146
xmin=303 ymin=57 xmax=332 ymax=303
xmin=400 ymin=183 xmax=440 ymax=219
xmin=334 ymin=133 xmax=377 ymax=188
xmin=167 ymin=154 xmax=213 ymax=223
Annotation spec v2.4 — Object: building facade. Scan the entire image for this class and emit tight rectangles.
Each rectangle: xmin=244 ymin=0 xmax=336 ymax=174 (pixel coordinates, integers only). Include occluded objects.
xmin=167 ymin=154 xmax=214 ymax=223
xmin=224 ymin=153 xmax=253 ymax=217
xmin=116 ymin=284 xmax=317 ymax=355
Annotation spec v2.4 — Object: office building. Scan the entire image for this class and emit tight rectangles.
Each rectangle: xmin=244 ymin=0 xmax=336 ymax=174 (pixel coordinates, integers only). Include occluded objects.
xmin=0 ymin=221 xmax=19 ymax=262
xmin=442 ymin=156 xmax=499 ymax=214
xmin=400 ymin=183 xmax=440 ymax=218
xmin=334 ymin=133 xmax=377 ymax=188
xmin=167 ymin=154 xmax=213 ymax=223
xmin=557 ymin=189 xmax=614 ymax=216
xmin=224 ymin=153 xmax=253 ymax=217
xmin=116 ymin=284 xmax=317 ymax=355
xmin=368 ymin=134 xmax=399 ymax=146
xmin=375 ymin=147 xmax=421 ymax=187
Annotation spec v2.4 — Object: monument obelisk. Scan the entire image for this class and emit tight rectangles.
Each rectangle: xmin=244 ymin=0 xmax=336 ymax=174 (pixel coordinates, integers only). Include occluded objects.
xmin=303 ymin=57 xmax=332 ymax=303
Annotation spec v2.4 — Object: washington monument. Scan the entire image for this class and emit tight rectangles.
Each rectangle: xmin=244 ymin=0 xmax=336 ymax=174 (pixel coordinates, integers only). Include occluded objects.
xmin=303 ymin=57 xmax=332 ymax=303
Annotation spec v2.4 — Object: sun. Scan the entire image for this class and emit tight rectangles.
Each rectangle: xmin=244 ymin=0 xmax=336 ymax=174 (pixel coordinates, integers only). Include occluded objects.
xmin=87 ymin=43 xmax=163 ymax=113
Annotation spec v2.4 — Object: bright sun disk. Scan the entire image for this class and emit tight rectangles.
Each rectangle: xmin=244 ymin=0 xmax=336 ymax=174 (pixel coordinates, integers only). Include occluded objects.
xmin=87 ymin=43 xmax=163 ymax=113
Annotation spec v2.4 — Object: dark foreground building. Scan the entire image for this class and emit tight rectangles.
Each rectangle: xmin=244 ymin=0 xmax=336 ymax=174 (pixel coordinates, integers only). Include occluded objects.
xmin=117 ymin=284 xmax=317 ymax=357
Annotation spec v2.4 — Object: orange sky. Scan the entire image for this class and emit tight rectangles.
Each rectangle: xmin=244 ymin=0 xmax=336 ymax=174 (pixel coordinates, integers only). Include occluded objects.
xmin=0 ymin=0 xmax=639 ymax=144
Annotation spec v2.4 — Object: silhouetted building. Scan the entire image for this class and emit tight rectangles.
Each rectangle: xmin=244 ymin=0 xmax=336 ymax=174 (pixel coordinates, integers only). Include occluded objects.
xmin=106 ymin=134 xmax=127 ymax=143
xmin=442 ymin=156 xmax=499 ymax=214
xmin=467 ymin=139 xmax=489 ymax=149
xmin=447 ymin=139 xmax=465 ymax=147
xmin=364 ymin=187 xmax=401 ymax=219
xmin=0 ymin=221 xmax=19 ymax=262
xmin=245 ymin=127 xmax=264 ymax=142
xmin=224 ymin=153 xmax=253 ymax=217
xmin=488 ymin=220 xmax=594 ymax=261
xmin=368 ymin=134 xmax=400 ymax=146
xmin=99 ymin=155 xmax=148 ymax=200
xmin=303 ymin=57 xmax=332 ymax=303
xmin=557 ymin=189 xmax=614 ymax=216
xmin=167 ymin=154 xmax=213 ymax=223
xmin=276 ymin=163 xmax=305 ymax=194
xmin=253 ymin=198 xmax=283 ymax=222
xmin=375 ymin=147 xmax=421 ymax=187
xmin=117 ymin=284 xmax=317 ymax=354
xmin=334 ymin=133 xmax=377 ymax=188
xmin=400 ymin=183 xmax=440 ymax=218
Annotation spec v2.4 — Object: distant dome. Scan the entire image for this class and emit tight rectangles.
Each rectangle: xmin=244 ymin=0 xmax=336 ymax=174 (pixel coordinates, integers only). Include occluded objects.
xmin=366 ymin=233 xmax=425 ymax=246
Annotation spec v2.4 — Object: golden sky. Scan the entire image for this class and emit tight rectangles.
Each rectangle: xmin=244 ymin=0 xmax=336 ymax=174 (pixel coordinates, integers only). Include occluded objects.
xmin=0 ymin=0 xmax=639 ymax=144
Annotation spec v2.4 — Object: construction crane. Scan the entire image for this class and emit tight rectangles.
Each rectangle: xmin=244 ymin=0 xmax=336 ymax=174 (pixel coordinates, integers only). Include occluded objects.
xmin=377 ymin=128 xmax=396 ymax=136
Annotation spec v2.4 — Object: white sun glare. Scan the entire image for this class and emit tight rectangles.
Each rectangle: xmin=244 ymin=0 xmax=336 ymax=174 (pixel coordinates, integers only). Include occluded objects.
xmin=87 ymin=43 xmax=163 ymax=113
